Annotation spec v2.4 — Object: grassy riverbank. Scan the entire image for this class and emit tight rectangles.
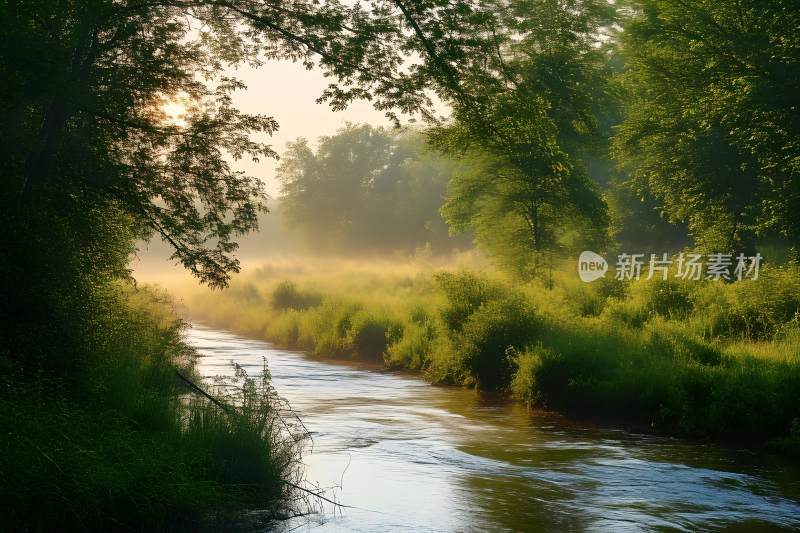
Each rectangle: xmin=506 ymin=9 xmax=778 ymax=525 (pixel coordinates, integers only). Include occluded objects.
xmin=182 ymin=258 xmax=800 ymax=456
xmin=0 ymin=282 xmax=302 ymax=531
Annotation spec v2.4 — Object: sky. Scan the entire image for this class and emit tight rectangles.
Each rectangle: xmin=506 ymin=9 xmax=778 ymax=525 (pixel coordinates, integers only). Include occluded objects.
xmin=139 ymin=58 xmax=445 ymax=279
xmin=222 ymin=60 xmax=401 ymax=197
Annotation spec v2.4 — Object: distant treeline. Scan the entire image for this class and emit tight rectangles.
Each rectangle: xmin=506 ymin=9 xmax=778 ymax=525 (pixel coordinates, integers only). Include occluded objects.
xmin=276 ymin=122 xmax=690 ymax=264
xmin=276 ymin=125 xmax=472 ymax=254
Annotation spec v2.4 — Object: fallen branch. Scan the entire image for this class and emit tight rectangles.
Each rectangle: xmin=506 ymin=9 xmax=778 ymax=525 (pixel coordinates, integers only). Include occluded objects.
xmin=175 ymin=370 xmax=236 ymax=415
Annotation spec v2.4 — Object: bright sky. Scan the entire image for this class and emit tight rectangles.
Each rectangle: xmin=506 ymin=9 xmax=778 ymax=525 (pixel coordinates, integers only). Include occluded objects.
xmin=224 ymin=61 xmax=401 ymax=197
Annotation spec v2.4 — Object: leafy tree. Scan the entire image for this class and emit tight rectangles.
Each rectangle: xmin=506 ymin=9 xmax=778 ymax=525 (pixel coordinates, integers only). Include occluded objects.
xmin=613 ymin=0 xmax=800 ymax=254
xmin=426 ymin=0 xmax=617 ymax=274
xmin=277 ymin=124 xmax=464 ymax=252
xmin=1 ymin=0 xmax=622 ymax=287
xmin=278 ymin=124 xmax=394 ymax=250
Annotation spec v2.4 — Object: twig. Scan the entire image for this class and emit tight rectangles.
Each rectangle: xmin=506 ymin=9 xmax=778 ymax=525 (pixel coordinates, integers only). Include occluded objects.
xmin=282 ymin=480 xmax=353 ymax=510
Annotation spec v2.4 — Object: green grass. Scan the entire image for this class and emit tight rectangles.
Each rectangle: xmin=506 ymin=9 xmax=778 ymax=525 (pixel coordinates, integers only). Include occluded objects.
xmin=182 ymin=258 xmax=800 ymax=456
xmin=0 ymin=282 xmax=303 ymax=531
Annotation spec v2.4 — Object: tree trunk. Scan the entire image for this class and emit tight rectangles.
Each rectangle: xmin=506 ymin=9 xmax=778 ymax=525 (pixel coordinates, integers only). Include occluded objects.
xmin=530 ymin=203 xmax=541 ymax=251
xmin=22 ymin=21 xmax=97 ymax=201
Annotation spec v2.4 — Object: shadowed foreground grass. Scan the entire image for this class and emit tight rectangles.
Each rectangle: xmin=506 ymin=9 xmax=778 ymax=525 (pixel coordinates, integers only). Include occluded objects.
xmin=183 ymin=258 xmax=800 ymax=457
xmin=0 ymin=283 xmax=304 ymax=531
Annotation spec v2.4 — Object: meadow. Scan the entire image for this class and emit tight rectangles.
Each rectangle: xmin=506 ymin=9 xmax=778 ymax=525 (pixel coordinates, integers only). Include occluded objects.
xmin=181 ymin=255 xmax=800 ymax=456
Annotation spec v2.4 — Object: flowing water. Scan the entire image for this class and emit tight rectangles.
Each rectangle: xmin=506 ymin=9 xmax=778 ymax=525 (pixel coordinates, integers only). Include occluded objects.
xmin=187 ymin=325 xmax=800 ymax=532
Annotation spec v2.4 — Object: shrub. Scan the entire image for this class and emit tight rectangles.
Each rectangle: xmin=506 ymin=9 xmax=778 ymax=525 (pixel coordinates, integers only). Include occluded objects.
xmin=457 ymin=295 xmax=537 ymax=390
xmin=633 ymin=278 xmax=693 ymax=318
xmin=0 ymin=284 xmax=301 ymax=531
xmin=691 ymin=266 xmax=800 ymax=339
xmin=435 ymin=271 xmax=504 ymax=333
xmin=299 ymin=299 xmax=362 ymax=356
xmin=643 ymin=318 xmax=722 ymax=366
xmin=348 ymin=311 xmax=403 ymax=361
xmin=271 ymin=281 xmax=322 ymax=311
xmin=265 ymin=310 xmax=302 ymax=347
xmin=510 ymin=345 xmax=547 ymax=406
xmin=600 ymin=278 xmax=693 ymax=326
xmin=386 ymin=319 xmax=438 ymax=370
xmin=593 ymin=275 xmax=628 ymax=300
xmin=566 ymin=284 xmax=606 ymax=317
xmin=601 ymin=296 xmax=649 ymax=327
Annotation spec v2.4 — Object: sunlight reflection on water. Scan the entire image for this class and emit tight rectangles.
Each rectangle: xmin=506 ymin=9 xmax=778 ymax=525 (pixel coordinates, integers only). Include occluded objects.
xmin=188 ymin=325 xmax=800 ymax=532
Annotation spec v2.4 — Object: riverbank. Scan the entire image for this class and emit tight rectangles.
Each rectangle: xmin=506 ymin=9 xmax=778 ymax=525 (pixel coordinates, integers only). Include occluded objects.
xmin=0 ymin=282 xmax=302 ymax=531
xmin=181 ymin=258 xmax=800 ymax=458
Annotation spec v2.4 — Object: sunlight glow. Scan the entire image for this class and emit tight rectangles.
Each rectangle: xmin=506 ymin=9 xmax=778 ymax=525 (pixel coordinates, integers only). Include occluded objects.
xmin=161 ymin=100 xmax=188 ymax=128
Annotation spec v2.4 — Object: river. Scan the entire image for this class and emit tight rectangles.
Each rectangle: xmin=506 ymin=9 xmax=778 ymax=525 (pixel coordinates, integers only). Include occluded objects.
xmin=187 ymin=325 xmax=800 ymax=532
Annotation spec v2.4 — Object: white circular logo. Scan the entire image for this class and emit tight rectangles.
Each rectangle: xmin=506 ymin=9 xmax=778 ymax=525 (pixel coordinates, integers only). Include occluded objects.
xmin=578 ymin=251 xmax=608 ymax=282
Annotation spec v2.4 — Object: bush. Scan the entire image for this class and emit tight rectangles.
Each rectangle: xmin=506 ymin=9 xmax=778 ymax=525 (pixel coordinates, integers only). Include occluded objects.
xmin=594 ymin=275 xmax=628 ymax=300
xmin=348 ymin=311 xmax=403 ymax=360
xmin=633 ymin=278 xmax=694 ymax=318
xmin=0 ymin=284 xmax=301 ymax=531
xmin=510 ymin=345 xmax=547 ymax=406
xmin=299 ymin=299 xmax=362 ymax=356
xmin=386 ymin=319 xmax=438 ymax=370
xmin=271 ymin=281 xmax=322 ymax=311
xmin=265 ymin=309 xmax=302 ymax=347
xmin=643 ymin=318 xmax=722 ymax=366
xmin=691 ymin=266 xmax=800 ymax=340
xmin=435 ymin=271 xmax=504 ymax=333
xmin=457 ymin=295 xmax=538 ymax=390
xmin=567 ymin=284 xmax=606 ymax=317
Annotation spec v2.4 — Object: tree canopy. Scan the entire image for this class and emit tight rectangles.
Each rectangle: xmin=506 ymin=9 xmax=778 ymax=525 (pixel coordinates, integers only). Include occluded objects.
xmin=613 ymin=0 xmax=800 ymax=254
xmin=427 ymin=0 xmax=617 ymax=274
xmin=0 ymin=0 xmax=502 ymax=370
xmin=3 ymin=0 xmax=798 ymax=288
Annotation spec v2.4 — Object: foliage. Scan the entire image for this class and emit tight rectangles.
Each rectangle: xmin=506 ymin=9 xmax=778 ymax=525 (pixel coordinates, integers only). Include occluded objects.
xmin=0 ymin=284 xmax=302 ymax=530
xmin=429 ymin=0 xmax=617 ymax=272
xmin=689 ymin=267 xmax=800 ymax=340
xmin=277 ymin=125 xmax=466 ymax=253
xmin=604 ymin=176 xmax=689 ymax=251
xmin=456 ymin=295 xmax=538 ymax=390
xmin=185 ymin=260 xmax=800 ymax=454
xmin=348 ymin=312 xmax=404 ymax=361
xmin=0 ymin=0 xmax=506 ymax=288
xmin=271 ymin=281 xmax=322 ymax=311
xmin=0 ymin=4 xmax=508 ymax=523
xmin=386 ymin=318 xmax=439 ymax=370
xmin=435 ymin=271 xmax=505 ymax=333
xmin=613 ymin=0 xmax=800 ymax=253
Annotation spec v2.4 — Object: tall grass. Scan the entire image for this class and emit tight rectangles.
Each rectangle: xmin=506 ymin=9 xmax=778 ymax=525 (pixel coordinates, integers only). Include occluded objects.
xmin=182 ymin=258 xmax=800 ymax=456
xmin=0 ymin=282 xmax=305 ymax=531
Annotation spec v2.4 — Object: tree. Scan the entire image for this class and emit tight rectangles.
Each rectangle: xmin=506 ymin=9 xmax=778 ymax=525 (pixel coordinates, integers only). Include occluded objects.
xmin=613 ymin=0 xmax=800 ymax=254
xmin=427 ymin=0 xmax=617 ymax=274
xmin=277 ymin=124 xmax=464 ymax=253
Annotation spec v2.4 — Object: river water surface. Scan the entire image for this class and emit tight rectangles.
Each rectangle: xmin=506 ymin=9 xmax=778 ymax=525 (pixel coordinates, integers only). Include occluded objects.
xmin=187 ymin=325 xmax=800 ymax=532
